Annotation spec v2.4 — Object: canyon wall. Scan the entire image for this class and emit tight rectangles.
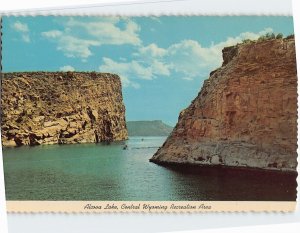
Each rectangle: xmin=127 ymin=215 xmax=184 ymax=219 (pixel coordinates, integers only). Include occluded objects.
xmin=151 ymin=38 xmax=297 ymax=172
xmin=1 ymin=72 xmax=128 ymax=147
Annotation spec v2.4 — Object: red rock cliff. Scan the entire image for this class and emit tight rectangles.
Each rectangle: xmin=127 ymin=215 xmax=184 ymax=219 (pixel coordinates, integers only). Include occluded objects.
xmin=151 ymin=37 xmax=297 ymax=172
xmin=1 ymin=72 xmax=128 ymax=147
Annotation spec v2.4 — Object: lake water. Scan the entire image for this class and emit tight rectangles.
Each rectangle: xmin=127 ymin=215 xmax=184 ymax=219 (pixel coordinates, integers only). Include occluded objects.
xmin=2 ymin=137 xmax=297 ymax=201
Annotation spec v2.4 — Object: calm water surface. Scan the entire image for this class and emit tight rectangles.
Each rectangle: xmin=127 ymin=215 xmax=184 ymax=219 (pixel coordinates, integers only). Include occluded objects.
xmin=2 ymin=137 xmax=297 ymax=201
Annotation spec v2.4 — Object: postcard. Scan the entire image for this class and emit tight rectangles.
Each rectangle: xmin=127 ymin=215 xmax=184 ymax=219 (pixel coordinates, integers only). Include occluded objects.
xmin=0 ymin=15 xmax=297 ymax=212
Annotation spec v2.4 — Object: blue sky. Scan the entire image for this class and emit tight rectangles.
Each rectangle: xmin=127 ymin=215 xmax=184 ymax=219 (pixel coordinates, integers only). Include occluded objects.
xmin=2 ymin=16 xmax=294 ymax=126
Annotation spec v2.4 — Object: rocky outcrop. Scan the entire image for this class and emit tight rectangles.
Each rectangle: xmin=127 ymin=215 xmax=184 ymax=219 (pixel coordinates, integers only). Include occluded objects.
xmin=1 ymin=72 xmax=128 ymax=147
xmin=151 ymin=38 xmax=297 ymax=172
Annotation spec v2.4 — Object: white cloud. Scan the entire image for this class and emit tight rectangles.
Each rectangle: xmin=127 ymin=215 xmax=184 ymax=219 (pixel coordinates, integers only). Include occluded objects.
xmin=99 ymin=57 xmax=155 ymax=88
xmin=42 ymin=17 xmax=141 ymax=60
xmin=98 ymin=42 xmax=172 ymax=88
xmin=138 ymin=43 xmax=167 ymax=58
xmin=212 ymin=27 xmax=273 ymax=51
xmin=58 ymin=36 xmax=100 ymax=59
xmin=12 ymin=21 xmax=29 ymax=32
xmin=100 ymin=57 xmax=171 ymax=88
xmin=21 ymin=34 xmax=30 ymax=43
xmin=183 ymin=77 xmax=193 ymax=81
xmin=41 ymin=30 xmax=63 ymax=39
xmin=60 ymin=65 xmax=75 ymax=71
xmin=149 ymin=17 xmax=162 ymax=23
xmin=11 ymin=21 xmax=30 ymax=43
xmin=165 ymin=28 xmax=273 ymax=80
xmin=99 ymin=28 xmax=274 ymax=87
xmin=166 ymin=39 xmax=218 ymax=77
xmin=163 ymin=27 xmax=274 ymax=80
xmin=65 ymin=17 xmax=141 ymax=46
xmin=100 ymin=58 xmax=152 ymax=80
xmin=151 ymin=60 xmax=171 ymax=76
xmin=42 ymin=31 xmax=100 ymax=59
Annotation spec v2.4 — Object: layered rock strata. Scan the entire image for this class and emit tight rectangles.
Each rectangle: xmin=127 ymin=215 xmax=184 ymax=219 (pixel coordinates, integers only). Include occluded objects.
xmin=1 ymin=72 xmax=128 ymax=147
xmin=151 ymin=38 xmax=297 ymax=172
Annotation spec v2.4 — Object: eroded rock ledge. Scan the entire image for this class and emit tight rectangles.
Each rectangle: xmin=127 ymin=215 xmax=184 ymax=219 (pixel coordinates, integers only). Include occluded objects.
xmin=151 ymin=38 xmax=297 ymax=172
xmin=1 ymin=72 xmax=128 ymax=147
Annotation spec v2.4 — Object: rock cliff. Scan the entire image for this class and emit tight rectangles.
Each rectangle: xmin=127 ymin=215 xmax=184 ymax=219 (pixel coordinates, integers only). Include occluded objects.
xmin=151 ymin=37 xmax=297 ymax=172
xmin=1 ymin=72 xmax=128 ymax=147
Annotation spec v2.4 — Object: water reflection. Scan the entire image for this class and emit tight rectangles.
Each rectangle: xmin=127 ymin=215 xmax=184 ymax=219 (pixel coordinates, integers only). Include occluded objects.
xmin=163 ymin=165 xmax=297 ymax=201
xmin=2 ymin=137 xmax=297 ymax=201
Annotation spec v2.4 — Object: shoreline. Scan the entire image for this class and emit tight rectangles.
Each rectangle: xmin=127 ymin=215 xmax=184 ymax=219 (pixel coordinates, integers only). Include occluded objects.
xmin=149 ymin=158 xmax=298 ymax=174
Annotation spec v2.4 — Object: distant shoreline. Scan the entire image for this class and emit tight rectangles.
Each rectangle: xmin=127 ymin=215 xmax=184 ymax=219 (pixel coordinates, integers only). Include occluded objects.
xmin=126 ymin=120 xmax=173 ymax=137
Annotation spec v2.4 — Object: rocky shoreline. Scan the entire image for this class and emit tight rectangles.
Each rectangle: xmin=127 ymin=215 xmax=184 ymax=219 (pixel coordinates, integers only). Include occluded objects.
xmin=149 ymin=157 xmax=297 ymax=173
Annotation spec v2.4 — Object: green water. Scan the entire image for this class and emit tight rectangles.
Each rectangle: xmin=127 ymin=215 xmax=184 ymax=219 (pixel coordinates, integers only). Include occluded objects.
xmin=2 ymin=137 xmax=297 ymax=201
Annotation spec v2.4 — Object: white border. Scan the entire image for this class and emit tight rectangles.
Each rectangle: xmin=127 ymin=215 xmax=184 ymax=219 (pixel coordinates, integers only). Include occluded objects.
xmin=0 ymin=0 xmax=293 ymax=15
xmin=0 ymin=0 xmax=299 ymax=233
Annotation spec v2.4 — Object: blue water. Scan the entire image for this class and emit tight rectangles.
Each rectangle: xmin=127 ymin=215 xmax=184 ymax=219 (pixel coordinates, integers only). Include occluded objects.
xmin=2 ymin=137 xmax=296 ymax=201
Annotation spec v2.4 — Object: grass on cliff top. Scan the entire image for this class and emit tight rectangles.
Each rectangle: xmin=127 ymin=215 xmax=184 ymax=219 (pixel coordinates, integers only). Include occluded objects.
xmin=241 ymin=33 xmax=294 ymax=44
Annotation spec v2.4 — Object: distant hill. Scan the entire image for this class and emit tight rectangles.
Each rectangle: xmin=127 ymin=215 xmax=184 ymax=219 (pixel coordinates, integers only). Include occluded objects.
xmin=127 ymin=120 xmax=173 ymax=136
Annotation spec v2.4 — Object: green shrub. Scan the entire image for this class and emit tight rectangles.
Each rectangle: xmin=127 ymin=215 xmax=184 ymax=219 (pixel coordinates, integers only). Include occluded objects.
xmin=242 ymin=39 xmax=252 ymax=44
xmin=276 ymin=33 xmax=283 ymax=39
xmin=266 ymin=33 xmax=276 ymax=39
xmin=91 ymin=71 xmax=97 ymax=78
xmin=258 ymin=35 xmax=266 ymax=41
xmin=241 ymin=32 xmax=292 ymax=45
xmin=258 ymin=32 xmax=279 ymax=41
xmin=286 ymin=34 xmax=294 ymax=39
xmin=63 ymin=71 xmax=75 ymax=79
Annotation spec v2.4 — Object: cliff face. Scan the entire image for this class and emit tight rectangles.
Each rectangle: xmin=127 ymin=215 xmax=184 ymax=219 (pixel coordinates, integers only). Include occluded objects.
xmin=151 ymin=38 xmax=297 ymax=172
xmin=1 ymin=72 xmax=128 ymax=147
